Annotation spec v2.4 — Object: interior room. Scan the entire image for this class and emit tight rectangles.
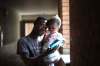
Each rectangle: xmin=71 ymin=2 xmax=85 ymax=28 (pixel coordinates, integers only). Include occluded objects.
xmin=0 ymin=0 xmax=70 ymax=66
xmin=0 ymin=0 xmax=99 ymax=66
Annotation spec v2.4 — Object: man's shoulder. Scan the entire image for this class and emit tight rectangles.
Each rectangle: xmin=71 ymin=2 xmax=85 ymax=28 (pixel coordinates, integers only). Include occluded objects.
xmin=18 ymin=36 xmax=30 ymax=43
xmin=18 ymin=36 xmax=26 ymax=41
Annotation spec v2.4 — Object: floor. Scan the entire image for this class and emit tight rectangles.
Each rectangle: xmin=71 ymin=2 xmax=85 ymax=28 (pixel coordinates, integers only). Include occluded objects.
xmin=0 ymin=41 xmax=70 ymax=66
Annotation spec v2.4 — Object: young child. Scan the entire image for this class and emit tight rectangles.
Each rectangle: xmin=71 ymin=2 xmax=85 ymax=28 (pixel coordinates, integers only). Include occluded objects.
xmin=42 ymin=15 xmax=65 ymax=66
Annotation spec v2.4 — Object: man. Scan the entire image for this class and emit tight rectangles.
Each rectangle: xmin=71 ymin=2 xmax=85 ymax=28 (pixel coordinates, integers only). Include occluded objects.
xmin=17 ymin=16 xmax=51 ymax=66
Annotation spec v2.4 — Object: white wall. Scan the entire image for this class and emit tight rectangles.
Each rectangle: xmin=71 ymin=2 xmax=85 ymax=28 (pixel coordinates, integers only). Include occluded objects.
xmin=5 ymin=0 xmax=58 ymax=15
xmin=1 ymin=0 xmax=58 ymax=45
xmin=3 ymin=8 xmax=20 ymax=44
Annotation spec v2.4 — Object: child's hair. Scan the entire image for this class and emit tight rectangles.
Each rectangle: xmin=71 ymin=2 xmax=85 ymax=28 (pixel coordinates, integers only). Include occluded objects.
xmin=46 ymin=15 xmax=61 ymax=28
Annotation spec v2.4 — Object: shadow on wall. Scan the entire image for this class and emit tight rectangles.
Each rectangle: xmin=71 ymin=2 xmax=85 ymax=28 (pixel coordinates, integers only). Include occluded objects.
xmin=0 ymin=42 xmax=25 ymax=66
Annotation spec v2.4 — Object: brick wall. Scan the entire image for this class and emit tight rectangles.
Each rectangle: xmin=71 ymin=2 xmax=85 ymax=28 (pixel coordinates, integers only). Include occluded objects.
xmin=58 ymin=0 xmax=70 ymax=48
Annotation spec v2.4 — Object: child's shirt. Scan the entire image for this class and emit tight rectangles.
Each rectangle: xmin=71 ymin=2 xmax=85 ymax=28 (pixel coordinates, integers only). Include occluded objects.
xmin=43 ymin=32 xmax=65 ymax=63
xmin=43 ymin=32 xmax=64 ymax=50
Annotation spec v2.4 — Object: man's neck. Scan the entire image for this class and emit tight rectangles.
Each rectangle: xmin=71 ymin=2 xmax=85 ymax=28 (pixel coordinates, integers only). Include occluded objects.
xmin=37 ymin=35 xmax=44 ymax=42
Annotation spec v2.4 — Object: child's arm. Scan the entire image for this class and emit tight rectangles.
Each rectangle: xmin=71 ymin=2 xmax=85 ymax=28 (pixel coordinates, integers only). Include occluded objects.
xmin=50 ymin=39 xmax=64 ymax=49
xmin=44 ymin=39 xmax=64 ymax=54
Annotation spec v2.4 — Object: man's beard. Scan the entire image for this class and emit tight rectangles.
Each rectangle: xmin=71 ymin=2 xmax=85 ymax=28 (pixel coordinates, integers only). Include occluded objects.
xmin=38 ymin=31 xmax=44 ymax=36
xmin=38 ymin=28 xmax=45 ymax=36
xmin=36 ymin=30 xmax=45 ymax=36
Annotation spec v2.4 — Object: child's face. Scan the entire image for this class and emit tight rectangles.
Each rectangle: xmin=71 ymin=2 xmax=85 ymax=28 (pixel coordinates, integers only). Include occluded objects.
xmin=48 ymin=23 xmax=59 ymax=34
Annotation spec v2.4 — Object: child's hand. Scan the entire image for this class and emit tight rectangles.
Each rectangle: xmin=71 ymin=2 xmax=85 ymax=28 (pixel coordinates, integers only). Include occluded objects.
xmin=43 ymin=32 xmax=50 ymax=42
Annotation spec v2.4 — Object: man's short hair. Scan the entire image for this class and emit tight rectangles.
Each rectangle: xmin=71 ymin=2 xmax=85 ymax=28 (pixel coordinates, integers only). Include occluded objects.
xmin=34 ymin=16 xmax=47 ymax=25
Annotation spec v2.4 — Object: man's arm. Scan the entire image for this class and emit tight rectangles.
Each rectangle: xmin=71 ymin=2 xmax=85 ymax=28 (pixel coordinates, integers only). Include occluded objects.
xmin=17 ymin=39 xmax=41 ymax=62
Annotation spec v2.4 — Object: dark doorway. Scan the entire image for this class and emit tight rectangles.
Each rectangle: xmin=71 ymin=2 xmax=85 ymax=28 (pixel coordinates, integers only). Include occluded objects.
xmin=20 ymin=20 xmax=34 ymax=37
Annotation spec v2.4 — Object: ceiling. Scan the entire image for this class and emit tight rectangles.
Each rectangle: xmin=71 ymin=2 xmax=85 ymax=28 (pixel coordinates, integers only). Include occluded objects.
xmin=2 ymin=0 xmax=58 ymax=15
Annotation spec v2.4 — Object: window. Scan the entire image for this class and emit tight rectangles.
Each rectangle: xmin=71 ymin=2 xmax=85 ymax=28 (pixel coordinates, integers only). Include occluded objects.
xmin=25 ymin=23 xmax=34 ymax=36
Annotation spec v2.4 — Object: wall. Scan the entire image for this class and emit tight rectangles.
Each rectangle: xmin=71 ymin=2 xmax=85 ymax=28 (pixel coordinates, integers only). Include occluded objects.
xmin=21 ymin=15 xmax=56 ymax=20
xmin=0 ymin=0 xmax=58 ymax=45
xmin=0 ymin=8 xmax=5 ymax=47
xmin=58 ymin=0 xmax=70 ymax=49
xmin=3 ymin=8 xmax=19 ymax=44
xmin=70 ymin=0 xmax=99 ymax=66
xmin=5 ymin=0 xmax=58 ymax=15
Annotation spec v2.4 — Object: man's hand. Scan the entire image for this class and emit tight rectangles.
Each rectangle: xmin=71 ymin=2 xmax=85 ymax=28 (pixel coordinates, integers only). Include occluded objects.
xmin=43 ymin=47 xmax=58 ymax=57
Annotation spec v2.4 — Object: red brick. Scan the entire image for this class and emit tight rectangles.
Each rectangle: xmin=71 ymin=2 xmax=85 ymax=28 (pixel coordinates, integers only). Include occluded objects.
xmin=62 ymin=30 xmax=70 ymax=35
xmin=62 ymin=7 xmax=69 ymax=11
xmin=62 ymin=21 xmax=70 ymax=24
xmin=62 ymin=12 xmax=69 ymax=15
xmin=58 ymin=0 xmax=70 ymax=49
xmin=63 ymin=32 xmax=70 ymax=35
xmin=62 ymin=19 xmax=69 ymax=23
xmin=62 ymin=0 xmax=69 ymax=3
xmin=63 ymin=35 xmax=70 ymax=39
xmin=64 ymin=37 xmax=70 ymax=40
xmin=62 ymin=2 xmax=69 ymax=7
xmin=64 ymin=44 xmax=70 ymax=48
xmin=64 ymin=39 xmax=70 ymax=44
xmin=62 ymin=28 xmax=70 ymax=30
xmin=62 ymin=24 xmax=70 ymax=29
xmin=62 ymin=16 xmax=69 ymax=20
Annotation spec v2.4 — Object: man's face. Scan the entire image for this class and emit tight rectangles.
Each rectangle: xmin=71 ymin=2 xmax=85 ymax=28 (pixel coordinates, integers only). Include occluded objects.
xmin=34 ymin=20 xmax=47 ymax=36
